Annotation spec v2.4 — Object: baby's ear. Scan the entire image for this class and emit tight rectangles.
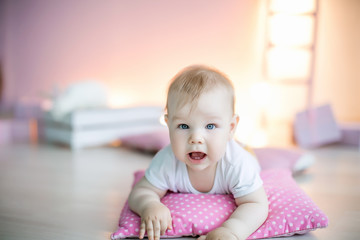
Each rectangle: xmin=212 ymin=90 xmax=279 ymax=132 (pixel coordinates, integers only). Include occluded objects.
xmin=229 ymin=114 xmax=239 ymax=138
xmin=164 ymin=114 xmax=169 ymax=125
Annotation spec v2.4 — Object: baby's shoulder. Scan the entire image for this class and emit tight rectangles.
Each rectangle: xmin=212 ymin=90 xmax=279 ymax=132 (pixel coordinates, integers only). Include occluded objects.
xmin=155 ymin=144 xmax=174 ymax=157
xmin=225 ymin=140 xmax=252 ymax=160
xmin=150 ymin=144 xmax=176 ymax=168
xmin=222 ymin=140 xmax=259 ymax=169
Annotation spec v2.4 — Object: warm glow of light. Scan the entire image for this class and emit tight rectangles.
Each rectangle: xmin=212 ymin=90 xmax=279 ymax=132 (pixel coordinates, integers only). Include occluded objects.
xmin=265 ymin=0 xmax=315 ymax=81
xmin=267 ymin=47 xmax=311 ymax=79
xmin=236 ymin=120 xmax=269 ymax=148
xmin=107 ymin=92 xmax=137 ymax=108
xmin=250 ymin=82 xmax=271 ymax=108
xmin=248 ymin=129 xmax=268 ymax=148
xmin=270 ymin=0 xmax=315 ymax=14
xmin=269 ymin=15 xmax=313 ymax=46
xmin=235 ymin=116 xmax=257 ymax=144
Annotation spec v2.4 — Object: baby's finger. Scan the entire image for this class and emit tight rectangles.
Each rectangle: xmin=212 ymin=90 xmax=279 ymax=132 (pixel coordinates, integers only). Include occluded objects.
xmin=146 ymin=220 xmax=154 ymax=240
xmin=152 ymin=220 xmax=161 ymax=240
xmin=197 ymin=235 xmax=206 ymax=240
xmin=139 ymin=221 xmax=146 ymax=239
xmin=160 ymin=219 xmax=169 ymax=235
xmin=168 ymin=217 xmax=173 ymax=230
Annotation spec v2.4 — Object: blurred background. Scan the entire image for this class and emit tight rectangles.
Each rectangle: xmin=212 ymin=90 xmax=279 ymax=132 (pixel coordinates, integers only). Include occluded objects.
xmin=0 ymin=0 xmax=359 ymax=148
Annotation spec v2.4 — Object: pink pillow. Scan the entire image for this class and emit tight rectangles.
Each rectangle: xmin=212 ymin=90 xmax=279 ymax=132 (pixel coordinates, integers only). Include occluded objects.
xmin=111 ymin=169 xmax=328 ymax=239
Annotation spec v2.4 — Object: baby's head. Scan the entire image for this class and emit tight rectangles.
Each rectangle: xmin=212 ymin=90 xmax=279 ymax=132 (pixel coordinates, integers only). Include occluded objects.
xmin=165 ymin=65 xmax=239 ymax=173
xmin=166 ymin=65 xmax=235 ymax=117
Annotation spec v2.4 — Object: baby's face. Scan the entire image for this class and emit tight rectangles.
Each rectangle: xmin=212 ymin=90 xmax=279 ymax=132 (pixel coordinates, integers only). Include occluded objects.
xmin=166 ymin=87 xmax=238 ymax=174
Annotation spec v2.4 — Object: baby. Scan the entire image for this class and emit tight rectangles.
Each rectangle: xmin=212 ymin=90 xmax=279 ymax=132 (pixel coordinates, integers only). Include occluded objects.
xmin=128 ymin=65 xmax=269 ymax=240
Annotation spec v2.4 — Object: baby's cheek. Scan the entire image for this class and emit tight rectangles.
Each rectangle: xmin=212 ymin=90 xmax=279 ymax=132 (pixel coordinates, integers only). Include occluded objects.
xmin=171 ymin=132 xmax=185 ymax=145
xmin=209 ymin=136 xmax=228 ymax=158
xmin=170 ymin=137 xmax=187 ymax=159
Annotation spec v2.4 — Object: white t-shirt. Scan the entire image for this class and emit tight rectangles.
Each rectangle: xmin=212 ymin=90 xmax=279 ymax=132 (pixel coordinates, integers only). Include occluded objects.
xmin=145 ymin=140 xmax=263 ymax=198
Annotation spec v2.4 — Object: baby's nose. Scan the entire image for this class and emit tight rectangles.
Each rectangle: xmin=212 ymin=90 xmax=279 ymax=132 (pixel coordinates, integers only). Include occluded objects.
xmin=189 ymin=132 xmax=204 ymax=144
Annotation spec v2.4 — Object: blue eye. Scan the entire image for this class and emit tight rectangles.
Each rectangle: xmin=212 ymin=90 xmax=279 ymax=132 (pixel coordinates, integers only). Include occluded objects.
xmin=206 ymin=124 xmax=216 ymax=130
xmin=178 ymin=124 xmax=189 ymax=129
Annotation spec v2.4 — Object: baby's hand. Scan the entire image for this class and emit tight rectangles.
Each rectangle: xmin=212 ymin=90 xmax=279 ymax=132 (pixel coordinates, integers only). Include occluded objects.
xmin=197 ymin=227 xmax=238 ymax=240
xmin=139 ymin=201 xmax=172 ymax=240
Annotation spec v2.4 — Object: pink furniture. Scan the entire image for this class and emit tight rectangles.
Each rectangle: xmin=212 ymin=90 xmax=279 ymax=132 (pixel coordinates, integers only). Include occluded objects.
xmin=339 ymin=123 xmax=360 ymax=148
xmin=294 ymin=104 xmax=341 ymax=148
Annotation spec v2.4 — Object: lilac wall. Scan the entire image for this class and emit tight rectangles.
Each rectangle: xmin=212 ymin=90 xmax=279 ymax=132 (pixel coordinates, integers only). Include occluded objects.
xmin=1 ymin=0 xmax=262 ymax=109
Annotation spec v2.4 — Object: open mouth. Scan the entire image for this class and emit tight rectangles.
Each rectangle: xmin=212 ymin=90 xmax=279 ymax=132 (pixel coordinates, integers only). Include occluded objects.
xmin=188 ymin=152 xmax=207 ymax=161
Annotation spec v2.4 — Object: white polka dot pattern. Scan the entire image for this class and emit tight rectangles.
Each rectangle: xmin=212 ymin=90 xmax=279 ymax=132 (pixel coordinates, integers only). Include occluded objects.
xmin=111 ymin=169 xmax=328 ymax=239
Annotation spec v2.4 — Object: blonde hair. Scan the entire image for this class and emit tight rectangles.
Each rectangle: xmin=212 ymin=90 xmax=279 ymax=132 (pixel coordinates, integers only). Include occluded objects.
xmin=166 ymin=65 xmax=235 ymax=114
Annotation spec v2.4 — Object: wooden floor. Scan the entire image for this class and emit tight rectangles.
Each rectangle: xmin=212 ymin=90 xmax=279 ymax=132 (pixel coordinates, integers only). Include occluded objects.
xmin=0 ymin=142 xmax=359 ymax=240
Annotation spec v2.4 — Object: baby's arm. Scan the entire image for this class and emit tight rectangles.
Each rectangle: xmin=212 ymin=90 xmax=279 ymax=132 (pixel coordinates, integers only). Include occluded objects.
xmin=128 ymin=177 xmax=172 ymax=240
xmin=199 ymin=186 xmax=268 ymax=240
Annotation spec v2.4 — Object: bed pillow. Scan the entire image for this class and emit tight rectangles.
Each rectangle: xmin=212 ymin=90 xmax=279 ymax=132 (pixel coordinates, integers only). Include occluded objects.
xmin=111 ymin=169 xmax=328 ymax=239
xmin=253 ymin=147 xmax=315 ymax=173
xmin=120 ymin=129 xmax=170 ymax=153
